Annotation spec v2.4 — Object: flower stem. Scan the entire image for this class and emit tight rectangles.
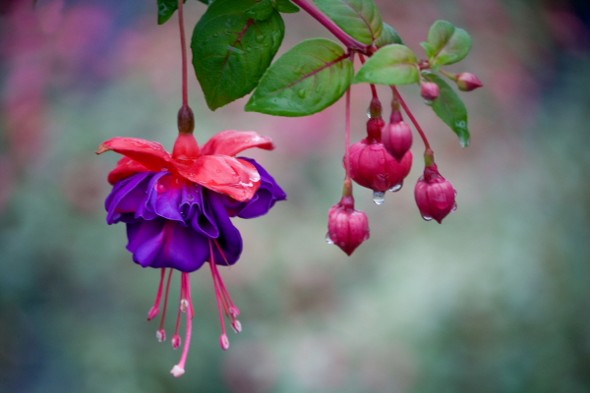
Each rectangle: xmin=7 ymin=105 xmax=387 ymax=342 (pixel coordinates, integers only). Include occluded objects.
xmin=344 ymin=86 xmax=352 ymax=181
xmin=178 ymin=0 xmax=189 ymax=108
xmin=391 ymin=86 xmax=431 ymax=151
xmin=291 ymin=0 xmax=370 ymax=53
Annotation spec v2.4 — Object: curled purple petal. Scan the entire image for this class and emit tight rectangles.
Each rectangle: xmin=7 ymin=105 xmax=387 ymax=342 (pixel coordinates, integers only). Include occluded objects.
xmin=221 ymin=158 xmax=286 ymax=219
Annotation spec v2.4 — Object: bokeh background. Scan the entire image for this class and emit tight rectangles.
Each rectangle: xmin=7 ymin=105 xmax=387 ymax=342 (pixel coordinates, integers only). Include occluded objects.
xmin=1 ymin=0 xmax=590 ymax=392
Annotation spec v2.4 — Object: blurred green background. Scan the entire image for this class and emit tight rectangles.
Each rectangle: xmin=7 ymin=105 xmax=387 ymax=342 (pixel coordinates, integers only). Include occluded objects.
xmin=1 ymin=0 xmax=589 ymax=392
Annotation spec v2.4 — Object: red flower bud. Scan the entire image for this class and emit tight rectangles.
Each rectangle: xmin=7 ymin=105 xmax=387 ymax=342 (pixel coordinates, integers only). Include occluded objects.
xmin=327 ymin=195 xmax=370 ymax=255
xmin=348 ymin=139 xmax=412 ymax=194
xmin=381 ymin=121 xmax=413 ymax=161
xmin=456 ymin=72 xmax=483 ymax=92
xmin=414 ymin=164 xmax=457 ymax=223
xmin=420 ymin=81 xmax=440 ymax=101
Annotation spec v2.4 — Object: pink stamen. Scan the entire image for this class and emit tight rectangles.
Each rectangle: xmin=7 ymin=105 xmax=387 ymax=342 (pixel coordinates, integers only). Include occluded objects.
xmin=170 ymin=272 xmax=194 ymax=378
xmin=156 ymin=269 xmax=175 ymax=340
xmin=171 ymin=334 xmax=182 ymax=349
xmin=147 ymin=268 xmax=166 ymax=320
xmin=208 ymin=240 xmax=242 ymax=350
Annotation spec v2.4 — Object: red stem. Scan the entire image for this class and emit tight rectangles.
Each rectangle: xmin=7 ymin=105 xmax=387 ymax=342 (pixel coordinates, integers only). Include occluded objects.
xmin=391 ymin=86 xmax=431 ymax=151
xmin=178 ymin=0 xmax=189 ymax=107
xmin=291 ymin=0 xmax=370 ymax=53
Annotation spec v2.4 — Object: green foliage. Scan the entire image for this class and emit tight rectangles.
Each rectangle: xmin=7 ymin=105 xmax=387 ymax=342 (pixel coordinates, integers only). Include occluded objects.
xmin=425 ymin=73 xmax=470 ymax=146
xmin=191 ymin=0 xmax=285 ymax=110
xmin=274 ymin=0 xmax=299 ymax=13
xmin=246 ymin=38 xmax=353 ymax=116
xmin=421 ymin=20 xmax=472 ymax=67
xmin=313 ymin=0 xmax=383 ymax=45
xmin=375 ymin=22 xmax=403 ymax=47
xmin=354 ymin=44 xmax=419 ymax=85
xmin=157 ymin=0 xmax=187 ymax=25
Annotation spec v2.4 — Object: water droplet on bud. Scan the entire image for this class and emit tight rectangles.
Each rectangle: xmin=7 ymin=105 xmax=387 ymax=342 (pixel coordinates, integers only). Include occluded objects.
xmin=452 ymin=203 xmax=458 ymax=212
xmin=372 ymin=191 xmax=386 ymax=205
xmin=389 ymin=182 xmax=403 ymax=192
xmin=422 ymin=215 xmax=433 ymax=221
xmin=325 ymin=232 xmax=334 ymax=245
xmin=156 ymin=329 xmax=166 ymax=342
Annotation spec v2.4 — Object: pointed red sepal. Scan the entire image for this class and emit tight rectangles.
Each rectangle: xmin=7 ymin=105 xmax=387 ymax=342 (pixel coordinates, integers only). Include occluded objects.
xmin=97 ymin=137 xmax=172 ymax=172
xmin=107 ymin=157 xmax=151 ymax=184
xmin=176 ymin=155 xmax=261 ymax=201
xmin=201 ymin=130 xmax=274 ymax=156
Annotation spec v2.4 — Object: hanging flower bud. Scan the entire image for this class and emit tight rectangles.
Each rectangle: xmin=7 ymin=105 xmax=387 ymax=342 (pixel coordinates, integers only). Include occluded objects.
xmin=456 ymin=72 xmax=483 ymax=92
xmin=381 ymin=121 xmax=413 ymax=161
xmin=414 ymin=164 xmax=457 ymax=223
xmin=420 ymin=81 xmax=440 ymax=102
xmin=327 ymin=194 xmax=370 ymax=255
xmin=348 ymin=138 xmax=413 ymax=195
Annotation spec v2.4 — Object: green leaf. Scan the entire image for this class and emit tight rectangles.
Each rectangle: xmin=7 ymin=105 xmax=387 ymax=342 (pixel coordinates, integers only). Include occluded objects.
xmin=314 ymin=0 xmax=382 ymax=45
xmin=274 ymin=0 xmax=299 ymax=13
xmin=191 ymin=0 xmax=285 ymax=110
xmin=196 ymin=0 xmax=215 ymax=4
xmin=245 ymin=38 xmax=353 ymax=116
xmin=421 ymin=20 xmax=472 ymax=66
xmin=375 ymin=22 xmax=403 ymax=47
xmin=354 ymin=44 xmax=419 ymax=85
xmin=425 ymin=73 xmax=470 ymax=147
xmin=157 ymin=0 xmax=186 ymax=25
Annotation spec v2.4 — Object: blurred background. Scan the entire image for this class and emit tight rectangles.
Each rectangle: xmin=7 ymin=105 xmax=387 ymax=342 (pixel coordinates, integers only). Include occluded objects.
xmin=1 ymin=0 xmax=590 ymax=392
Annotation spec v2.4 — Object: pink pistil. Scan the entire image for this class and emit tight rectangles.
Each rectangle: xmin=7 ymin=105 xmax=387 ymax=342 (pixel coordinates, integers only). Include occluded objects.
xmin=208 ymin=240 xmax=242 ymax=351
xmin=170 ymin=272 xmax=194 ymax=378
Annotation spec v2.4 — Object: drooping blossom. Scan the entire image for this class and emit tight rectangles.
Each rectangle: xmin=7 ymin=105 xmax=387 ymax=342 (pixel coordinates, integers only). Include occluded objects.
xmin=414 ymin=164 xmax=456 ymax=223
xmin=327 ymin=194 xmax=370 ymax=256
xmin=97 ymin=124 xmax=286 ymax=377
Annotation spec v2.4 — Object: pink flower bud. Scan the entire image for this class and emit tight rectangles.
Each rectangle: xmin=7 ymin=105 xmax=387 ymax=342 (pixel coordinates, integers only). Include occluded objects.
xmin=348 ymin=139 xmax=412 ymax=193
xmin=327 ymin=195 xmax=370 ymax=255
xmin=381 ymin=121 xmax=413 ymax=161
xmin=420 ymin=81 xmax=440 ymax=101
xmin=366 ymin=117 xmax=385 ymax=141
xmin=456 ymin=72 xmax=483 ymax=92
xmin=414 ymin=164 xmax=457 ymax=223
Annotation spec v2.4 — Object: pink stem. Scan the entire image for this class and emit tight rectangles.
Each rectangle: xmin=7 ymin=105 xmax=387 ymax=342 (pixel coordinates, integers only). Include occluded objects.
xmin=290 ymin=0 xmax=370 ymax=53
xmin=391 ymin=86 xmax=432 ymax=151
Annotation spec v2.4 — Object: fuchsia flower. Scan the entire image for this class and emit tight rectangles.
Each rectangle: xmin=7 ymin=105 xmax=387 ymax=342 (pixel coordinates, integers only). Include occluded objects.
xmin=414 ymin=164 xmax=456 ymax=223
xmin=327 ymin=194 xmax=370 ymax=256
xmin=97 ymin=128 xmax=286 ymax=377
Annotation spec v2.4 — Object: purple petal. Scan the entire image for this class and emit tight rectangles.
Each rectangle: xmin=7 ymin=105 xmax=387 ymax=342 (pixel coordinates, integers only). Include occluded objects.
xmin=206 ymin=191 xmax=243 ymax=266
xmin=105 ymin=172 xmax=153 ymax=224
xmin=221 ymin=158 xmax=286 ymax=219
xmin=126 ymin=219 xmax=209 ymax=272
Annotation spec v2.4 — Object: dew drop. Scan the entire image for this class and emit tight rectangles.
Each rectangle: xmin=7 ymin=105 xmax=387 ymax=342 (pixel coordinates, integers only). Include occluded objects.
xmin=422 ymin=215 xmax=433 ymax=221
xmin=452 ymin=202 xmax=458 ymax=212
xmin=297 ymin=89 xmax=306 ymax=98
xmin=372 ymin=191 xmax=385 ymax=205
xmin=325 ymin=232 xmax=334 ymax=245
xmin=389 ymin=182 xmax=403 ymax=192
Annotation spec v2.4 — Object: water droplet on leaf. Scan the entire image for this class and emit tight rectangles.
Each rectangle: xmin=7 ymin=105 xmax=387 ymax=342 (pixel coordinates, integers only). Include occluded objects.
xmin=297 ymin=89 xmax=306 ymax=98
